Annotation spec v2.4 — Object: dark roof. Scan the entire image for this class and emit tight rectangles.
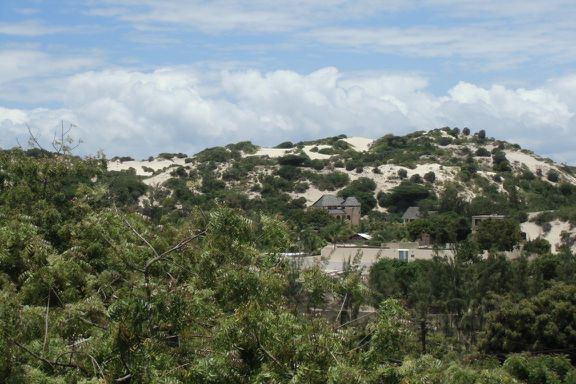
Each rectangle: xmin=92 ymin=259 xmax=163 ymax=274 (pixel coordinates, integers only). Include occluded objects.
xmin=402 ymin=206 xmax=421 ymax=220
xmin=343 ymin=196 xmax=361 ymax=207
xmin=312 ymin=194 xmax=362 ymax=208
xmin=312 ymin=194 xmax=342 ymax=208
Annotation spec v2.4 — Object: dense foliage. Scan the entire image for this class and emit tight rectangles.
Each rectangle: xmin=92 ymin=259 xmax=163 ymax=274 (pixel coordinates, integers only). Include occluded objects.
xmin=1 ymin=129 xmax=576 ymax=383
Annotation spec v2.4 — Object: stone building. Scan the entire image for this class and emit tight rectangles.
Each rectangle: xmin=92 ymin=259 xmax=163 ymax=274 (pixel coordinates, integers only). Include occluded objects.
xmin=311 ymin=194 xmax=361 ymax=226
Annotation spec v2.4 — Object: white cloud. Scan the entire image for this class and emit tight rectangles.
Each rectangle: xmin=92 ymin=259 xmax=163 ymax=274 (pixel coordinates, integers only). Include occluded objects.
xmin=1 ymin=67 xmax=575 ymax=163
xmin=81 ymin=0 xmax=576 ymax=71
xmin=88 ymin=0 xmax=408 ymax=33
xmin=0 ymin=21 xmax=73 ymax=36
xmin=0 ymin=49 xmax=100 ymax=85
xmin=306 ymin=24 xmax=576 ymax=69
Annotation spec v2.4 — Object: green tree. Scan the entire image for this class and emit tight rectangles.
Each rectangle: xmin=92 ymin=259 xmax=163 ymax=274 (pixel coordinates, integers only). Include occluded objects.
xmin=476 ymin=218 xmax=522 ymax=251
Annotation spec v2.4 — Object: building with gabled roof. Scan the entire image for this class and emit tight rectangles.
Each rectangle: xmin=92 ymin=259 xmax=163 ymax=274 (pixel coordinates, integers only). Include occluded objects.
xmin=402 ymin=206 xmax=422 ymax=224
xmin=311 ymin=194 xmax=361 ymax=225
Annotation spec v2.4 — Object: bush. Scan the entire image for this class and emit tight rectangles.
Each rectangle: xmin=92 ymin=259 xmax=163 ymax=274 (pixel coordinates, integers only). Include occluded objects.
xmin=170 ymin=166 xmax=187 ymax=178
xmin=158 ymin=152 xmax=187 ymax=160
xmin=524 ymin=238 xmax=551 ymax=255
xmin=397 ymin=169 xmax=408 ymax=179
xmin=226 ymin=141 xmax=258 ymax=154
xmin=475 ymin=147 xmax=491 ymax=157
xmin=195 ymin=147 xmax=235 ymax=163
xmin=310 ymin=159 xmax=326 ymax=170
xmin=423 ymin=171 xmax=436 ymax=183
xmin=338 ymin=177 xmax=377 ymax=215
xmin=409 ymin=174 xmax=423 ymax=183
xmin=318 ymin=147 xmax=335 ymax=155
xmin=547 ymin=169 xmax=560 ymax=183
xmin=462 ymin=127 xmax=471 ymax=136
xmin=379 ymin=182 xmax=431 ymax=213
xmin=275 ymin=141 xmax=294 ymax=149
xmin=478 ymin=129 xmax=486 ymax=140
xmin=105 ymin=170 xmax=148 ymax=205
xmin=476 ymin=218 xmax=522 ymax=251
xmin=436 ymin=137 xmax=453 ymax=146
xmin=278 ymin=153 xmax=309 ymax=166
xmin=277 ymin=165 xmax=302 ymax=181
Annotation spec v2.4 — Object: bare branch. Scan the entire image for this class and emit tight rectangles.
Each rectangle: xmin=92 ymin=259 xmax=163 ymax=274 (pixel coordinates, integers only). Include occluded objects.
xmin=43 ymin=291 xmax=50 ymax=357
xmin=26 ymin=124 xmax=46 ymax=151
xmin=115 ymin=374 xmax=132 ymax=382
xmin=335 ymin=292 xmax=348 ymax=324
xmin=123 ymin=216 xmax=160 ymax=258
xmin=144 ymin=229 xmax=206 ymax=274
xmin=14 ymin=339 xmax=87 ymax=373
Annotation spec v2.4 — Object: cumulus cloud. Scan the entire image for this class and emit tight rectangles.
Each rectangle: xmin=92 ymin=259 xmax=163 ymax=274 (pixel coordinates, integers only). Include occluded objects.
xmin=0 ymin=67 xmax=575 ymax=163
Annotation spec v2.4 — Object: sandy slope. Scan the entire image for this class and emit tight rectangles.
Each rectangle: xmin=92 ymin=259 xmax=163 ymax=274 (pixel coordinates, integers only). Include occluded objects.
xmin=343 ymin=137 xmax=373 ymax=152
xmin=505 ymin=150 xmax=576 ymax=184
xmin=252 ymin=148 xmax=290 ymax=158
xmin=521 ymin=212 xmax=576 ymax=254
xmin=108 ymin=158 xmax=187 ymax=176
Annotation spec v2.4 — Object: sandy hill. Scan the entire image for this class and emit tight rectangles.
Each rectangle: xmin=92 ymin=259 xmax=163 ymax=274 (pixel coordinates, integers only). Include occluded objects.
xmin=108 ymin=128 xmax=576 ymax=253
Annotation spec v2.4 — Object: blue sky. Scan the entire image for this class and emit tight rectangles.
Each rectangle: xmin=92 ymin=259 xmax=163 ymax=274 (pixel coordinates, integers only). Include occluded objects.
xmin=1 ymin=0 xmax=576 ymax=163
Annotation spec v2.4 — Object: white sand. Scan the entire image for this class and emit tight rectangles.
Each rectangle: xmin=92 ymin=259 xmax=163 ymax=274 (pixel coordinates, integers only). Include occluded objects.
xmin=290 ymin=186 xmax=326 ymax=206
xmin=345 ymin=163 xmax=459 ymax=195
xmin=108 ymin=158 xmax=187 ymax=176
xmin=505 ymin=150 xmax=576 ymax=184
xmin=343 ymin=137 xmax=373 ymax=152
xmin=252 ymin=147 xmax=291 ymax=158
xmin=521 ymin=215 xmax=576 ymax=254
xmin=302 ymin=145 xmax=332 ymax=160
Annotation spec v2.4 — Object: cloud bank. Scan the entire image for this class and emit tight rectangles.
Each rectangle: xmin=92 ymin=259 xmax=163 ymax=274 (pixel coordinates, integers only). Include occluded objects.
xmin=1 ymin=67 xmax=575 ymax=163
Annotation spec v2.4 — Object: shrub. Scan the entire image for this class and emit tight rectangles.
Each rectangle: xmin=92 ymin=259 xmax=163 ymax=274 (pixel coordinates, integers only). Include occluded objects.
xmin=437 ymin=137 xmax=453 ymax=146
xmin=170 ymin=166 xmax=187 ymax=178
xmin=278 ymin=153 xmax=309 ymax=167
xmin=310 ymin=159 xmax=326 ymax=170
xmin=409 ymin=174 xmax=423 ymax=184
xmin=195 ymin=147 xmax=235 ymax=163
xmin=475 ymin=147 xmax=491 ymax=157
xmin=524 ymin=238 xmax=551 ymax=255
xmin=478 ymin=129 xmax=486 ymax=140
xmin=318 ymin=147 xmax=335 ymax=155
xmin=379 ymin=182 xmax=431 ymax=213
xmin=277 ymin=165 xmax=302 ymax=181
xmin=397 ymin=169 xmax=408 ymax=179
xmin=462 ymin=127 xmax=471 ymax=136
xmin=159 ymin=152 xmax=187 ymax=160
xmin=547 ymin=169 xmax=560 ymax=183
xmin=423 ymin=171 xmax=436 ymax=183
xmin=226 ymin=141 xmax=258 ymax=154
xmin=275 ymin=141 xmax=294 ymax=149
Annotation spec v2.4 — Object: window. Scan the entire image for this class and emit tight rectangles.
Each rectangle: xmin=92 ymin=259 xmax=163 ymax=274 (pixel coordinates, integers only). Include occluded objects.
xmin=398 ymin=249 xmax=409 ymax=262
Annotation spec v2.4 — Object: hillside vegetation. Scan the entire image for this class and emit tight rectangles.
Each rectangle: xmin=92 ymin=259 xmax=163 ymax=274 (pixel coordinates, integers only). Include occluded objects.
xmin=110 ymin=127 xmax=576 ymax=252
xmin=1 ymin=128 xmax=576 ymax=382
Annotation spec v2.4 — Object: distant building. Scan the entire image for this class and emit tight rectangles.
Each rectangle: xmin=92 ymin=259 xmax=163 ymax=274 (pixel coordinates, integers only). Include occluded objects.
xmin=402 ymin=206 xmax=422 ymax=224
xmin=471 ymin=214 xmax=505 ymax=233
xmin=311 ymin=194 xmax=361 ymax=225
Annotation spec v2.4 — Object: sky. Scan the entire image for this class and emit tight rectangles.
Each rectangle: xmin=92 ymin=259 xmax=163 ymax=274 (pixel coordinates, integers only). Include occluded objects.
xmin=1 ymin=0 xmax=576 ymax=163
